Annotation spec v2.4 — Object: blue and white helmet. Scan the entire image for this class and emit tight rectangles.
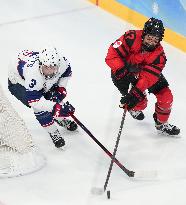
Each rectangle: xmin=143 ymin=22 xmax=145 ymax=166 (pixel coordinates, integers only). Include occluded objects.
xmin=39 ymin=46 xmax=61 ymax=67
xmin=39 ymin=46 xmax=61 ymax=79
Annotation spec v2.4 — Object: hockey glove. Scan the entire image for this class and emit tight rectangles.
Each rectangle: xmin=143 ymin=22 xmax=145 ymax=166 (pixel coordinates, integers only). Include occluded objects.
xmin=55 ymin=87 xmax=67 ymax=102
xmin=44 ymin=86 xmax=67 ymax=103
xmin=114 ymin=63 xmax=141 ymax=80
xmin=114 ymin=67 xmax=126 ymax=80
xmin=126 ymin=63 xmax=141 ymax=73
xmin=52 ymin=101 xmax=75 ymax=118
xmin=120 ymin=87 xmax=145 ymax=109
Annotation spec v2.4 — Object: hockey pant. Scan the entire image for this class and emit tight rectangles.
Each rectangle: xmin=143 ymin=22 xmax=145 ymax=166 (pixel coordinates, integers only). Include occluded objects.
xmin=8 ymin=80 xmax=58 ymax=133
xmin=8 ymin=79 xmax=31 ymax=107
xmin=111 ymin=73 xmax=173 ymax=123
xmin=131 ymin=87 xmax=173 ymax=123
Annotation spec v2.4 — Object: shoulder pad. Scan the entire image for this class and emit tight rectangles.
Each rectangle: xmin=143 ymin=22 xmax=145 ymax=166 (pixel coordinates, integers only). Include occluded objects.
xmin=124 ymin=30 xmax=136 ymax=48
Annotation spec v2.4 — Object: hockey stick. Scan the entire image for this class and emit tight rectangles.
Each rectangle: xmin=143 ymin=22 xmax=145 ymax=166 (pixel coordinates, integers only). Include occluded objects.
xmin=103 ymin=107 xmax=127 ymax=193
xmin=70 ymin=114 xmax=158 ymax=183
xmin=71 ymin=114 xmax=134 ymax=177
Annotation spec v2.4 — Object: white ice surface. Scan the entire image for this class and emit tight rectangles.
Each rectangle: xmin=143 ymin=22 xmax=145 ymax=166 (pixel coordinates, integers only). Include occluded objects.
xmin=0 ymin=0 xmax=186 ymax=205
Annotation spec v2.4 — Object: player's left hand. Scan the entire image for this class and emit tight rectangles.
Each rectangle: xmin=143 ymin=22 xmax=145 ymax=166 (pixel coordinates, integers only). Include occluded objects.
xmin=52 ymin=101 xmax=75 ymax=118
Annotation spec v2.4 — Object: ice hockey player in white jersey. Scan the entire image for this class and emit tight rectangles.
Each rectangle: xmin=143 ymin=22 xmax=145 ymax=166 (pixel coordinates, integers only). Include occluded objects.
xmin=8 ymin=46 xmax=77 ymax=148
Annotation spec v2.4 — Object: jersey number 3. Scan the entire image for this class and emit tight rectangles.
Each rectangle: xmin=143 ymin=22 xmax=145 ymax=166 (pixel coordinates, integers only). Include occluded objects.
xmin=29 ymin=79 xmax=37 ymax=88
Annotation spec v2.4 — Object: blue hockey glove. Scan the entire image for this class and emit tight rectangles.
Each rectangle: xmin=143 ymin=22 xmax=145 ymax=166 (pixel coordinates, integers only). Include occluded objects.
xmin=44 ymin=86 xmax=67 ymax=103
xmin=52 ymin=101 xmax=75 ymax=118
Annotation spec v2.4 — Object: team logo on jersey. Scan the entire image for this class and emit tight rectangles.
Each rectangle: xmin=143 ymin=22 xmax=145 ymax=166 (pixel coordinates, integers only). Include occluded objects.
xmin=113 ymin=40 xmax=122 ymax=48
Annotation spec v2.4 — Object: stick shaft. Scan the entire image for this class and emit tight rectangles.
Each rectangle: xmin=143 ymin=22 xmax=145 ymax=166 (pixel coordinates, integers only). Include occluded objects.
xmin=71 ymin=114 xmax=134 ymax=177
xmin=104 ymin=109 xmax=127 ymax=191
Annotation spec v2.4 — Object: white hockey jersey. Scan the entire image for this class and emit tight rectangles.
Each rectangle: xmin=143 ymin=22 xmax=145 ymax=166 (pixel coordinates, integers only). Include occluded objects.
xmin=8 ymin=50 xmax=72 ymax=112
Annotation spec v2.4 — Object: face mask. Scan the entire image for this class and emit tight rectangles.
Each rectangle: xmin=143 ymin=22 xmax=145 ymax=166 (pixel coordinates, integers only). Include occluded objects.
xmin=142 ymin=34 xmax=160 ymax=52
xmin=39 ymin=65 xmax=59 ymax=80
xmin=142 ymin=42 xmax=157 ymax=52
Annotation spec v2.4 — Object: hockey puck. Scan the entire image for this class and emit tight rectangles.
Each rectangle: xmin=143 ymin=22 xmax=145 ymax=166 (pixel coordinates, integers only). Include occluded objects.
xmin=107 ymin=190 xmax=110 ymax=199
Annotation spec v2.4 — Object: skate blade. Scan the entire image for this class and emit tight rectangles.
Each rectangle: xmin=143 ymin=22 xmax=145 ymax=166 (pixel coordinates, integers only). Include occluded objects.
xmin=57 ymin=144 xmax=68 ymax=151
xmin=157 ymin=131 xmax=181 ymax=138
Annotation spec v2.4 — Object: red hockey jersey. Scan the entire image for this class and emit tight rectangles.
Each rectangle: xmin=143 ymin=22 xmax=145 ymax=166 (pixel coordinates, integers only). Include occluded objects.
xmin=105 ymin=30 xmax=167 ymax=92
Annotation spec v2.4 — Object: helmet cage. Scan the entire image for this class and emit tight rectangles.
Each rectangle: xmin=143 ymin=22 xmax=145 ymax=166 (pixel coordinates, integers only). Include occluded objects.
xmin=39 ymin=46 xmax=61 ymax=79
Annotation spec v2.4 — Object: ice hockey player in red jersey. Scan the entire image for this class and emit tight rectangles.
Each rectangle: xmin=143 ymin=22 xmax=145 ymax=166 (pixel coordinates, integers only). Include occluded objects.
xmin=105 ymin=17 xmax=180 ymax=136
xmin=8 ymin=46 xmax=77 ymax=148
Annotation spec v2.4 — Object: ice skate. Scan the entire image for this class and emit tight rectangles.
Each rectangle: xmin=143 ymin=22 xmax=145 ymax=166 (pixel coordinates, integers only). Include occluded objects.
xmin=55 ymin=118 xmax=78 ymax=131
xmin=153 ymin=113 xmax=180 ymax=136
xmin=49 ymin=130 xmax=66 ymax=148
xmin=129 ymin=109 xmax=145 ymax=120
